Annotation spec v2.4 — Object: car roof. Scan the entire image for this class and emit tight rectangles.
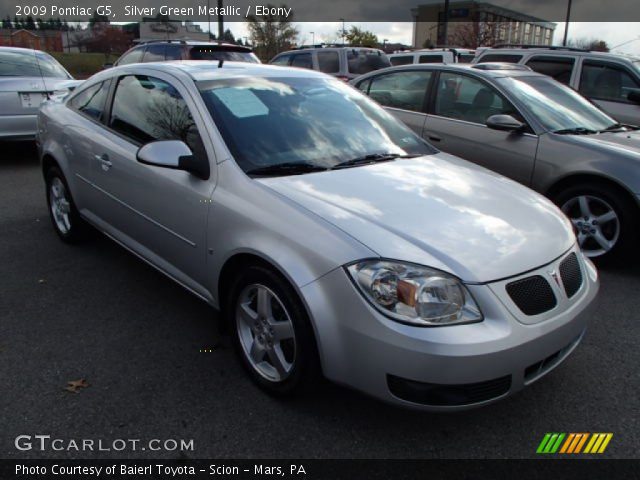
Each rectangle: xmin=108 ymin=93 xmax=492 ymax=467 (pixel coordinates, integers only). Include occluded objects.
xmin=357 ymin=63 xmax=546 ymax=79
xmin=133 ymin=40 xmax=251 ymax=50
xmin=102 ymin=61 xmax=329 ymax=82
xmin=0 ymin=46 xmax=47 ymax=54
xmin=479 ymin=47 xmax=640 ymax=62
xmin=277 ymin=46 xmax=385 ymax=54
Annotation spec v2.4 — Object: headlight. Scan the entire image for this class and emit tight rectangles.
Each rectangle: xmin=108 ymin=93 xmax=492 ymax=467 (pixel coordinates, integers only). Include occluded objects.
xmin=346 ymin=260 xmax=483 ymax=326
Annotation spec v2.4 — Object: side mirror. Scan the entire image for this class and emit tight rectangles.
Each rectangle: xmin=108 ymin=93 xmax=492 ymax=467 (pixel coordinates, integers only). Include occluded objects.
xmin=628 ymin=90 xmax=640 ymax=104
xmin=137 ymin=140 xmax=209 ymax=180
xmin=486 ymin=114 xmax=525 ymax=132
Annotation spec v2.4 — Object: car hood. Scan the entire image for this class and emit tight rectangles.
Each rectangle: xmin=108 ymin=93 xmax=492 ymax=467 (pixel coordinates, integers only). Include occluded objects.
xmin=560 ymin=129 xmax=640 ymax=156
xmin=258 ymin=154 xmax=574 ymax=283
xmin=0 ymin=76 xmax=76 ymax=92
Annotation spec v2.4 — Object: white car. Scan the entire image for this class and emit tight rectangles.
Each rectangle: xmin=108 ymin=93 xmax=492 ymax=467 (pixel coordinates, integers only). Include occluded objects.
xmin=37 ymin=61 xmax=598 ymax=410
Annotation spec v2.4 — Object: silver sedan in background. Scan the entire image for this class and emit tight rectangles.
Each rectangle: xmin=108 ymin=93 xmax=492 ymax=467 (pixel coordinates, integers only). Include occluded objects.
xmin=352 ymin=63 xmax=640 ymax=261
xmin=0 ymin=46 xmax=80 ymax=141
xmin=37 ymin=62 xmax=598 ymax=410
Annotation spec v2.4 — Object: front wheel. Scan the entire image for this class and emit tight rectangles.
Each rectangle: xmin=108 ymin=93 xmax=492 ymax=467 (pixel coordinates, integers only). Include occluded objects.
xmin=228 ymin=265 xmax=320 ymax=395
xmin=554 ymin=183 xmax=638 ymax=262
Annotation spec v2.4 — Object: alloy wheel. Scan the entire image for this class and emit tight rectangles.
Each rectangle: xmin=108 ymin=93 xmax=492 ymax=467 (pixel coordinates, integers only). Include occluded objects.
xmin=49 ymin=177 xmax=72 ymax=235
xmin=235 ymin=284 xmax=297 ymax=382
xmin=561 ymin=195 xmax=620 ymax=258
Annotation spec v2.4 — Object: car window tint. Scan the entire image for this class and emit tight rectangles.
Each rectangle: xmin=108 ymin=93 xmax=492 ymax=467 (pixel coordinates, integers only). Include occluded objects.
xmin=69 ymin=81 xmax=110 ymax=120
xmin=390 ymin=56 xmax=414 ymax=66
xmin=0 ymin=50 xmax=69 ymax=78
xmin=317 ymin=51 xmax=339 ymax=73
xmin=579 ymin=61 xmax=640 ymax=104
xmin=477 ymin=54 xmax=522 ymax=64
xmin=165 ymin=45 xmax=183 ymax=60
xmin=419 ymin=55 xmax=443 ymax=63
xmin=434 ymin=72 xmax=517 ymax=124
xmin=368 ymin=70 xmax=432 ymax=112
xmin=117 ymin=48 xmax=144 ymax=65
xmin=525 ymin=56 xmax=574 ymax=85
xmin=143 ymin=45 xmax=165 ymax=62
xmin=109 ymin=75 xmax=206 ymax=161
xmin=347 ymin=50 xmax=391 ymax=74
xmin=290 ymin=53 xmax=313 ymax=69
xmin=270 ymin=54 xmax=291 ymax=66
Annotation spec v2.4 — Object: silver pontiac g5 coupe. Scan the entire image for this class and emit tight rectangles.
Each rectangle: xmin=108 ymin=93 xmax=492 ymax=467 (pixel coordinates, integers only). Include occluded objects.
xmin=37 ymin=61 xmax=599 ymax=410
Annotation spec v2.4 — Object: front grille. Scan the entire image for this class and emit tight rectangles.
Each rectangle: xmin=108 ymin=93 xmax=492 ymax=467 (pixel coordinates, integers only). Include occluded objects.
xmin=524 ymin=334 xmax=582 ymax=384
xmin=559 ymin=253 xmax=583 ymax=298
xmin=506 ymin=275 xmax=557 ymax=316
xmin=387 ymin=374 xmax=511 ymax=406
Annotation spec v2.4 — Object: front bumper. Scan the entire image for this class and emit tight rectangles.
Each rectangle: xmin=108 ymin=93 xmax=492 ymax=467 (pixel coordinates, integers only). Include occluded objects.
xmin=0 ymin=114 xmax=37 ymax=140
xmin=300 ymin=248 xmax=599 ymax=411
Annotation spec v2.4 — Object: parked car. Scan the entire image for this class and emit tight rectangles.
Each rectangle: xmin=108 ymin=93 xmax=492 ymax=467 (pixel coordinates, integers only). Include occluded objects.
xmin=352 ymin=63 xmax=640 ymax=260
xmin=37 ymin=61 xmax=598 ymax=410
xmin=106 ymin=40 xmax=260 ymax=68
xmin=389 ymin=48 xmax=476 ymax=66
xmin=269 ymin=46 xmax=391 ymax=80
xmin=473 ymin=45 xmax=640 ymax=126
xmin=0 ymin=46 xmax=81 ymax=141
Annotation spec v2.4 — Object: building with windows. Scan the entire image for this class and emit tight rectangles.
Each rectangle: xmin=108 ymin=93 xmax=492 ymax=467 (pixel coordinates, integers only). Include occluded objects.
xmin=411 ymin=0 xmax=556 ymax=48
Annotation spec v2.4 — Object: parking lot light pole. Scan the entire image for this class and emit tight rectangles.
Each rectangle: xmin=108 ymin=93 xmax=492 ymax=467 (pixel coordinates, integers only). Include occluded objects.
xmin=562 ymin=0 xmax=573 ymax=46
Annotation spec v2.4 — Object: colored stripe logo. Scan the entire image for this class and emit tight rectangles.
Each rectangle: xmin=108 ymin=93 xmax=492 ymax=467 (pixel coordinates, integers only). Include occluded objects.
xmin=537 ymin=433 xmax=613 ymax=454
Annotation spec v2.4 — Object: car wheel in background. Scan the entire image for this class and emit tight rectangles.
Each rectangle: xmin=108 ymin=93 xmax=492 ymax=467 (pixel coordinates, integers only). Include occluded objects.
xmin=45 ymin=166 xmax=90 ymax=243
xmin=555 ymin=183 xmax=638 ymax=262
xmin=228 ymin=265 xmax=320 ymax=395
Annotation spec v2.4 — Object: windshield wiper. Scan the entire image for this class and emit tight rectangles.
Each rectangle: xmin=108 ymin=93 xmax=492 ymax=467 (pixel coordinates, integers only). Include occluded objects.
xmin=246 ymin=162 xmax=329 ymax=177
xmin=598 ymin=123 xmax=628 ymax=133
xmin=552 ymin=127 xmax=598 ymax=135
xmin=331 ymin=153 xmax=420 ymax=170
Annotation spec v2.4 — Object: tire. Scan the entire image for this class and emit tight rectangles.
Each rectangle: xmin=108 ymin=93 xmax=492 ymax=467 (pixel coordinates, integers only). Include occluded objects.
xmin=553 ymin=182 xmax=638 ymax=263
xmin=226 ymin=265 xmax=320 ymax=396
xmin=45 ymin=166 xmax=90 ymax=243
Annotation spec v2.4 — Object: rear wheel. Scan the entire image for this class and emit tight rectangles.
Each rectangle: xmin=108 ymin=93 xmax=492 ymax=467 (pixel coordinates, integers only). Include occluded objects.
xmin=45 ymin=166 xmax=89 ymax=243
xmin=227 ymin=265 xmax=320 ymax=395
xmin=554 ymin=183 xmax=638 ymax=262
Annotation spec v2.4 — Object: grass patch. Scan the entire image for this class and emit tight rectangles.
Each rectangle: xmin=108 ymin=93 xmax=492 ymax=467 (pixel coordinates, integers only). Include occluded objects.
xmin=50 ymin=52 xmax=119 ymax=79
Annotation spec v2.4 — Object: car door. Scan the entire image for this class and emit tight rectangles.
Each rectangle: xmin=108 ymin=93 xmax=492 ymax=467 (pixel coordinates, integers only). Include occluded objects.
xmin=88 ymin=72 xmax=216 ymax=293
xmin=423 ymin=70 xmax=539 ymax=186
xmin=577 ymin=59 xmax=640 ymax=126
xmin=63 ymin=80 xmax=112 ymax=209
xmin=355 ymin=69 xmax=433 ymax=136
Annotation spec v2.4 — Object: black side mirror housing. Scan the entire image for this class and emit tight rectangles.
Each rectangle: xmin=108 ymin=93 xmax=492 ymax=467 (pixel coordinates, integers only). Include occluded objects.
xmin=628 ymin=90 xmax=640 ymax=105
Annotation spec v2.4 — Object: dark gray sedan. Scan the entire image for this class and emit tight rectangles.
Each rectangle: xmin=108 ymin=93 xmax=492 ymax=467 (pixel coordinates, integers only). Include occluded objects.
xmin=0 ymin=46 xmax=80 ymax=141
xmin=352 ymin=63 xmax=640 ymax=261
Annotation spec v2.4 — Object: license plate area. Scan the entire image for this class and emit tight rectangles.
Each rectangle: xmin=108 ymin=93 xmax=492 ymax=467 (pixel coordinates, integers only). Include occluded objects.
xmin=20 ymin=92 xmax=48 ymax=108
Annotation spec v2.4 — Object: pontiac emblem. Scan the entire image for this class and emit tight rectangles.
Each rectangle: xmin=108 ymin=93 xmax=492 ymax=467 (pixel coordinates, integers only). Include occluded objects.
xmin=549 ymin=269 xmax=561 ymax=287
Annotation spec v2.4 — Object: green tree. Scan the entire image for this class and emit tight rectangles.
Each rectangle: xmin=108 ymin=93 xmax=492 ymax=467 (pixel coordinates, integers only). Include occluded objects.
xmin=345 ymin=26 xmax=379 ymax=47
xmin=2 ymin=15 xmax=11 ymax=29
xmin=246 ymin=4 xmax=298 ymax=61
xmin=24 ymin=15 xmax=36 ymax=30
xmin=221 ymin=28 xmax=236 ymax=43
xmin=88 ymin=11 xmax=109 ymax=29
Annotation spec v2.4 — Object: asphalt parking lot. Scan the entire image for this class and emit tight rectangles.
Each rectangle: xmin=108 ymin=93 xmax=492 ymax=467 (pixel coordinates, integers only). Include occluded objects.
xmin=1 ymin=142 xmax=639 ymax=460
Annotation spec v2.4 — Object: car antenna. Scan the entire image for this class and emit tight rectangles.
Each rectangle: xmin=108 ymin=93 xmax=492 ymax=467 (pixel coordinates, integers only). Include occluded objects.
xmin=33 ymin=48 xmax=50 ymax=99
xmin=218 ymin=59 xmax=224 ymax=68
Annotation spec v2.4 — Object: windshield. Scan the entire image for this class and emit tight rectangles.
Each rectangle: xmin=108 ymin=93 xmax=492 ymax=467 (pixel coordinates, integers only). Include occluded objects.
xmin=0 ymin=50 xmax=70 ymax=78
xmin=190 ymin=48 xmax=260 ymax=64
xmin=496 ymin=76 xmax=617 ymax=132
xmin=198 ymin=76 xmax=435 ymax=174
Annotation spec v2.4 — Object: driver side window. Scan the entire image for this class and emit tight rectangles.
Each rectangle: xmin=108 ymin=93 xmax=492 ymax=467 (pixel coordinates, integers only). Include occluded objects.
xmin=108 ymin=75 xmax=206 ymax=161
xmin=434 ymin=72 xmax=519 ymax=125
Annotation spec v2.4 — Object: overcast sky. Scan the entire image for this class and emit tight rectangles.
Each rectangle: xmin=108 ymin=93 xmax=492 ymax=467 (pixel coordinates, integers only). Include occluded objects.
xmin=217 ymin=22 xmax=640 ymax=55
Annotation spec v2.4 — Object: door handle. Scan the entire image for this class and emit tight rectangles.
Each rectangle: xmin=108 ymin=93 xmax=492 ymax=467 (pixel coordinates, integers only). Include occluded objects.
xmin=427 ymin=135 xmax=442 ymax=142
xmin=95 ymin=154 xmax=112 ymax=171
